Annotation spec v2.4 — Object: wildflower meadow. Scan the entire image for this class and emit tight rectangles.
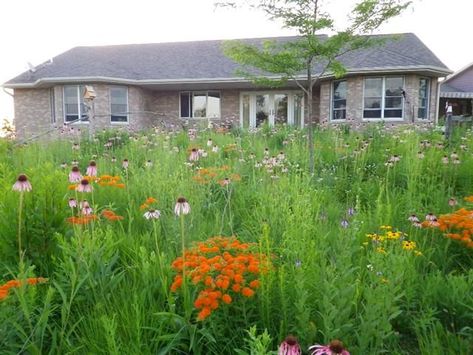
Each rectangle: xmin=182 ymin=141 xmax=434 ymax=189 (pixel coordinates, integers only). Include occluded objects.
xmin=0 ymin=123 xmax=472 ymax=354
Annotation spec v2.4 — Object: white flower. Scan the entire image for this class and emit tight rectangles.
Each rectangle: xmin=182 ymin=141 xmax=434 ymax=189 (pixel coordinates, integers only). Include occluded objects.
xmin=144 ymin=209 xmax=161 ymax=220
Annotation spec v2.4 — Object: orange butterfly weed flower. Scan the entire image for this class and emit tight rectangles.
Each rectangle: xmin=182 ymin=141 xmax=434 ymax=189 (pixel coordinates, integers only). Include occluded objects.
xmin=170 ymin=236 xmax=272 ymax=320
xmin=425 ymin=205 xmax=473 ymax=248
xmin=0 ymin=277 xmax=48 ymax=301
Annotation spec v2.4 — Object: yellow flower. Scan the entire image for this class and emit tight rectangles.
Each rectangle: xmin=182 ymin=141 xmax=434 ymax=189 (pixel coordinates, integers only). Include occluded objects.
xmin=414 ymin=250 xmax=423 ymax=257
xmin=376 ymin=247 xmax=387 ymax=255
xmin=380 ymin=225 xmax=392 ymax=230
xmin=402 ymin=240 xmax=416 ymax=251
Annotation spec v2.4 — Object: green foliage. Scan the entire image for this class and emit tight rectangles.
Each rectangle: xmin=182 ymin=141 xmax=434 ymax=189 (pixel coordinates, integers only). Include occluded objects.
xmin=0 ymin=124 xmax=472 ymax=354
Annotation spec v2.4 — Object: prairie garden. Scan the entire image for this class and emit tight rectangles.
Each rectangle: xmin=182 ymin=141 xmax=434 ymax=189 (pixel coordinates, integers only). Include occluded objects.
xmin=0 ymin=123 xmax=472 ymax=354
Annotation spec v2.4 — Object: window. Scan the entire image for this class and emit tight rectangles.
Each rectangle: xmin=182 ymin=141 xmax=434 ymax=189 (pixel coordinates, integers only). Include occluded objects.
xmin=64 ymin=85 xmax=88 ymax=122
xmin=110 ymin=87 xmax=128 ymax=123
xmin=332 ymin=80 xmax=347 ymax=120
xmin=418 ymin=78 xmax=430 ymax=119
xmin=180 ymin=91 xmax=221 ymax=118
xmin=363 ymin=77 xmax=404 ymax=119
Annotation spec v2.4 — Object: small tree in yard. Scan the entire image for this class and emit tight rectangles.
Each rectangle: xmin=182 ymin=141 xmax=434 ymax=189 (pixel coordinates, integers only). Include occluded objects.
xmin=217 ymin=0 xmax=412 ymax=174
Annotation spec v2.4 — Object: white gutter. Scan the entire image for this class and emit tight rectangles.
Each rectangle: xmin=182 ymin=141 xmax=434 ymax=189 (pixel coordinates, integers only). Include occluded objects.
xmin=2 ymin=87 xmax=14 ymax=97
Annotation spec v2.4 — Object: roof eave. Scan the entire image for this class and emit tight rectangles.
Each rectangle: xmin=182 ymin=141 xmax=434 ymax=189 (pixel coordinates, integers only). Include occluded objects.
xmin=3 ymin=66 xmax=452 ymax=89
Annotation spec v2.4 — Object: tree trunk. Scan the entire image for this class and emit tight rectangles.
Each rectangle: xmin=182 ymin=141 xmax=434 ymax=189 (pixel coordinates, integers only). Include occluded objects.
xmin=307 ymin=62 xmax=315 ymax=175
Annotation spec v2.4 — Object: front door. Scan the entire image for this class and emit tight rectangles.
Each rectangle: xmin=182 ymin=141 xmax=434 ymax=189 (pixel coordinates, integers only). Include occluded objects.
xmin=240 ymin=91 xmax=303 ymax=128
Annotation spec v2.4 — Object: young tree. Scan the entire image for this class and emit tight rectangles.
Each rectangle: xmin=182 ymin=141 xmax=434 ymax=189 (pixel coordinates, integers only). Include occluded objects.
xmin=218 ymin=0 xmax=412 ymax=174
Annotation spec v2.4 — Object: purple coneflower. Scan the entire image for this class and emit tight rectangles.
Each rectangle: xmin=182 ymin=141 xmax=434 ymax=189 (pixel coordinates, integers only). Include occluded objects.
xmin=68 ymin=198 xmax=77 ymax=208
xmin=408 ymin=214 xmax=420 ymax=223
xmin=441 ymin=155 xmax=449 ymax=164
xmin=111 ymin=156 xmax=117 ymax=163
xmin=80 ymin=200 xmax=93 ymax=215
xmin=122 ymin=159 xmax=129 ymax=169
xmin=189 ymin=148 xmax=199 ymax=161
xmin=12 ymin=174 xmax=32 ymax=192
xmin=207 ymin=139 xmax=213 ymax=147
xmin=145 ymin=160 xmax=153 ymax=168
xmin=76 ymin=179 xmax=93 ymax=193
xmin=309 ymin=339 xmax=350 ymax=355
xmin=452 ymin=158 xmax=461 ymax=164
xmin=86 ymin=161 xmax=98 ymax=176
xmin=264 ymin=147 xmax=270 ymax=156
xmin=69 ymin=166 xmax=82 ymax=183
xmin=60 ymin=162 xmax=68 ymax=169
xmin=278 ymin=335 xmax=301 ymax=355
xmin=174 ymin=197 xmax=191 ymax=216
xmin=417 ymin=151 xmax=425 ymax=159
xmin=448 ymin=198 xmax=457 ymax=207
xmin=212 ymin=145 xmax=219 ymax=153
xmin=144 ymin=209 xmax=161 ymax=220
xmin=425 ymin=213 xmax=437 ymax=221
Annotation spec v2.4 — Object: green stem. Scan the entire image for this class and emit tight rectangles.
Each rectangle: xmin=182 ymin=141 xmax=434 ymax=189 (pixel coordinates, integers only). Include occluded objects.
xmin=18 ymin=191 xmax=24 ymax=263
xmin=180 ymin=214 xmax=190 ymax=319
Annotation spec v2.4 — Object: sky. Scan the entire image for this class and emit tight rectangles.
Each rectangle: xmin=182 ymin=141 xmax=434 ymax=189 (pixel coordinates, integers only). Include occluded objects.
xmin=1 ymin=0 xmax=472 ymax=124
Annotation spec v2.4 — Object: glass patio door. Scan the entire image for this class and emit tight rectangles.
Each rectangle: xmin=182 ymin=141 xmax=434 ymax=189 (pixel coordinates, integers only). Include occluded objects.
xmin=240 ymin=91 xmax=303 ymax=129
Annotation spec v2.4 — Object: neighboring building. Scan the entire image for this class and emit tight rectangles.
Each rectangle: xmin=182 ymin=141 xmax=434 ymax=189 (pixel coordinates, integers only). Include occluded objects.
xmin=3 ymin=33 xmax=451 ymax=140
xmin=439 ymin=62 xmax=473 ymax=117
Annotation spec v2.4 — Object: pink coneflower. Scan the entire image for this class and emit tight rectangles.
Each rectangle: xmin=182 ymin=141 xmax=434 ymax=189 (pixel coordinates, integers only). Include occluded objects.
xmin=72 ymin=143 xmax=80 ymax=150
xmin=145 ymin=160 xmax=153 ymax=168
xmin=71 ymin=159 xmax=79 ymax=166
xmin=80 ymin=200 xmax=93 ymax=215
xmin=174 ymin=197 xmax=191 ymax=216
xmin=111 ymin=156 xmax=117 ymax=163
xmin=189 ymin=148 xmax=199 ymax=161
xmin=69 ymin=166 xmax=82 ymax=183
xmin=207 ymin=139 xmax=213 ymax=147
xmin=86 ymin=161 xmax=97 ymax=176
xmin=425 ymin=213 xmax=437 ymax=221
xmin=408 ymin=214 xmax=420 ymax=223
xmin=452 ymin=158 xmax=461 ymax=165
xmin=448 ymin=198 xmax=458 ymax=207
xmin=264 ymin=147 xmax=270 ymax=156
xmin=76 ymin=179 xmax=93 ymax=193
xmin=12 ymin=174 xmax=32 ymax=192
xmin=309 ymin=339 xmax=350 ymax=355
xmin=212 ymin=145 xmax=219 ymax=153
xmin=417 ymin=151 xmax=425 ymax=159
xmin=68 ymin=198 xmax=77 ymax=208
xmin=441 ymin=155 xmax=449 ymax=164
xmin=60 ymin=162 xmax=68 ymax=169
xmin=450 ymin=152 xmax=458 ymax=159
xmin=278 ymin=335 xmax=301 ymax=355
xmin=143 ymin=209 xmax=161 ymax=220
xmin=122 ymin=159 xmax=129 ymax=169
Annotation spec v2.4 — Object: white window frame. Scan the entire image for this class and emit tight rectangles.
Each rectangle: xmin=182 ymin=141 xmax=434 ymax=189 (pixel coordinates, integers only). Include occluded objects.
xmin=63 ymin=85 xmax=89 ymax=124
xmin=417 ymin=78 xmax=430 ymax=120
xmin=110 ymin=86 xmax=129 ymax=124
xmin=362 ymin=76 xmax=405 ymax=121
xmin=330 ymin=80 xmax=347 ymax=122
xmin=179 ymin=91 xmax=221 ymax=119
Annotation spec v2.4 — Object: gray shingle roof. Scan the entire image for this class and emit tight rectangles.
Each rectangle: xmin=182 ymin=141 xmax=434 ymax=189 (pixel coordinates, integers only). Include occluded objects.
xmin=3 ymin=33 xmax=451 ymax=88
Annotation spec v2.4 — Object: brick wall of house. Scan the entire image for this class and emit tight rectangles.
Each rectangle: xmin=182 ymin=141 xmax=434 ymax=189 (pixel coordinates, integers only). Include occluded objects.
xmin=318 ymin=74 xmax=440 ymax=124
xmin=14 ymin=88 xmax=53 ymax=140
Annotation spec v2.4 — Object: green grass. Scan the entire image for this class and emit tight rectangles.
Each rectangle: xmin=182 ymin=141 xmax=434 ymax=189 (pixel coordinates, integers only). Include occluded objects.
xmin=0 ymin=124 xmax=472 ymax=354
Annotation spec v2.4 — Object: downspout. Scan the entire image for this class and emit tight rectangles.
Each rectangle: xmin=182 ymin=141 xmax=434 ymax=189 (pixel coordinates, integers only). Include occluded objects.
xmin=435 ymin=78 xmax=442 ymax=125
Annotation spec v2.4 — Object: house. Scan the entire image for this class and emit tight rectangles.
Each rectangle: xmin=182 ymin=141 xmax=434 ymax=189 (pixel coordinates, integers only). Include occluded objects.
xmin=2 ymin=33 xmax=451 ymax=140
xmin=439 ymin=62 xmax=473 ymax=117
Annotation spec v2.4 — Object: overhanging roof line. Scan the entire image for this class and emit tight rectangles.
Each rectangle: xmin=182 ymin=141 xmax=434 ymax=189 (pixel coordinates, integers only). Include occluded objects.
xmin=2 ymin=65 xmax=452 ymax=89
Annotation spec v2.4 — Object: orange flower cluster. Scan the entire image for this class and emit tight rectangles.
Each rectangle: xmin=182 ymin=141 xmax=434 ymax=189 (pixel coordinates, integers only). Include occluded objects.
xmin=464 ymin=196 xmax=473 ymax=203
xmin=0 ymin=277 xmax=48 ymax=301
xmin=192 ymin=166 xmax=241 ymax=186
xmin=426 ymin=208 xmax=473 ymax=248
xmin=140 ymin=197 xmax=158 ymax=210
xmin=170 ymin=236 xmax=271 ymax=321
xmin=101 ymin=209 xmax=124 ymax=221
xmin=68 ymin=175 xmax=125 ymax=190
xmin=97 ymin=175 xmax=125 ymax=188
xmin=66 ymin=215 xmax=98 ymax=225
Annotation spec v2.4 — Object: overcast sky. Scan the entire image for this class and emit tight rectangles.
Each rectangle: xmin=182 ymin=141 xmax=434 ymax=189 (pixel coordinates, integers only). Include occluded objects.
xmin=1 ymin=0 xmax=472 ymax=123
